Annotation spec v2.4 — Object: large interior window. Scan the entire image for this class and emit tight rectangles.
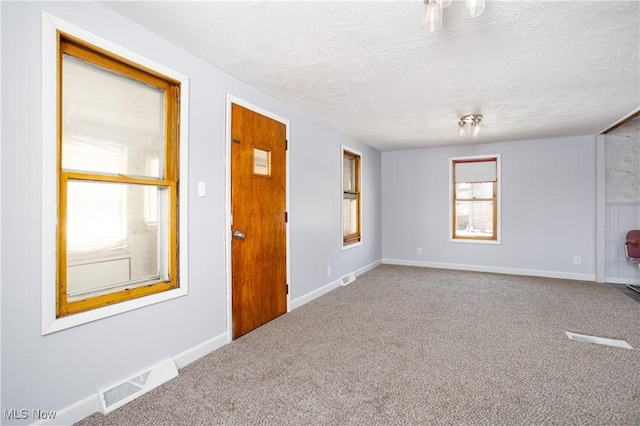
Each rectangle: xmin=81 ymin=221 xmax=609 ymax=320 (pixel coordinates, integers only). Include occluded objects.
xmin=57 ymin=34 xmax=180 ymax=316
xmin=451 ymin=156 xmax=499 ymax=242
xmin=343 ymin=148 xmax=362 ymax=247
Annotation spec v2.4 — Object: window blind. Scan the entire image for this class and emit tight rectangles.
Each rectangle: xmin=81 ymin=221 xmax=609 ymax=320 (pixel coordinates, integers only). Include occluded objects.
xmin=454 ymin=159 xmax=497 ymax=183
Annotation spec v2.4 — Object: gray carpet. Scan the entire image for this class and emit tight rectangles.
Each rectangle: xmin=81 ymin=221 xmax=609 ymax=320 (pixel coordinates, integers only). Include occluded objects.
xmin=76 ymin=265 xmax=640 ymax=425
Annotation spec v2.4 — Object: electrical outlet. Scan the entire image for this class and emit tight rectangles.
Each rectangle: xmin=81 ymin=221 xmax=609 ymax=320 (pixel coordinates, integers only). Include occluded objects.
xmin=417 ymin=247 xmax=423 ymax=255
xmin=328 ymin=265 xmax=332 ymax=276
xmin=573 ymin=256 xmax=582 ymax=265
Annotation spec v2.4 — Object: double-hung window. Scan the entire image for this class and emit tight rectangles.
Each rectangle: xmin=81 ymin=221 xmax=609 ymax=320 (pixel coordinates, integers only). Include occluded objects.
xmin=57 ymin=34 xmax=181 ymax=316
xmin=451 ymin=156 xmax=500 ymax=242
xmin=342 ymin=147 xmax=362 ymax=247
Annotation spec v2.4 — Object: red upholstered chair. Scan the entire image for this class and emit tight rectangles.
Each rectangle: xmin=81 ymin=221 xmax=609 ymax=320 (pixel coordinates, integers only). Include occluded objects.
xmin=625 ymin=230 xmax=640 ymax=293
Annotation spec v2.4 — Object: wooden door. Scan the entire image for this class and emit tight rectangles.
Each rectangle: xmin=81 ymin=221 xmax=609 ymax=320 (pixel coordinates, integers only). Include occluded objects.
xmin=231 ymin=103 xmax=287 ymax=339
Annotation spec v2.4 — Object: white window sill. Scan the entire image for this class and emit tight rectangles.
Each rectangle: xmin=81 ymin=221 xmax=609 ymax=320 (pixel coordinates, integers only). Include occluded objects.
xmin=342 ymin=240 xmax=362 ymax=251
xmin=42 ymin=287 xmax=188 ymax=335
xmin=449 ymin=238 xmax=501 ymax=245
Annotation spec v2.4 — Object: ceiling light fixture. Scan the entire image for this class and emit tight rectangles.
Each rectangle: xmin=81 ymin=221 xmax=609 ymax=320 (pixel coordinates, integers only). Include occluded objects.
xmin=423 ymin=0 xmax=485 ymax=33
xmin=458 ymin=114 xmax=483 ymax=137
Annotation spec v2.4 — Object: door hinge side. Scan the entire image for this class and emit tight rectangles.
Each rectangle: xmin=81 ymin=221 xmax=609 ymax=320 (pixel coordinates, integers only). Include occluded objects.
xmin=285 ymin=139 xmax=288 ymax=151
xmin=285 ymin=212 xmax=288 ymax=223
xmin=286 ymin=284 xmax=289 ymax=295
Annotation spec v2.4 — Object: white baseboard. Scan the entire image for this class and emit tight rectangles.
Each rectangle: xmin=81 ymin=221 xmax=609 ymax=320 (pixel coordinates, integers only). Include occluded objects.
xmin=31 ymin=394 xmax=100 ymax=426
xmin=605 ymin=276 xmax=640 ymax=285
xmin=383 ymin=258 xmax=596 ymax=282
xmin=355 ymin=258 xmax=383 ymax=277
xmin=290 ymin=278 xmax=341 ymax=311
xmin=173 ymin=332 xmax=229 ymax=369
xmin=38 ymin=333 xmax=230 ymax=425
xmin=290 ymin=258 xmax=383 ymax=310
xmin=37 ymin=259 xmax=384 ymax=425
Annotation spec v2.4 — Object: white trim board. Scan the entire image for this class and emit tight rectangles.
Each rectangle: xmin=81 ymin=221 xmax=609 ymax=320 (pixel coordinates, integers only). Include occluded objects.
xmin=341 ymin=144 xmax=363 ymax=251
xmin=35 ymin=258 xmax=377 ymax=425
xmin=49 ymin=257 xmax=381 ymax=425
xmin=605 ymin=277 xmax=640 ymax=286
xmin=31 ymin=394 xmax=100 ymax=426
xmin=595 ymin=134 xmax=606 ymax=283
xmin=290 ymin=279 xmax=341 ymax=311
xmin=40 ymin=12 xmax=190 ymax=334
xmin=290 ymin=259 xmax=383 ymax=310
xmin=34 ymin=332 xmax=229 ymax=425
xmin=355 ymin=259 xmax=383 ymax=277
xmin=224 ymin=95 xmax=291 ymax=343
xmin=173 ymin=332 xmax=229 ymax=369
xmin=383 ymin=259 xmax=596 ymax=282
xmin=448 ymin=154 xmax=502 ymax=245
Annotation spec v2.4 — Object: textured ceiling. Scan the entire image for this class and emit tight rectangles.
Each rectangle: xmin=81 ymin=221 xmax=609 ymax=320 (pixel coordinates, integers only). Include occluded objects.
xmin=102 ymin=1 xmax=640 ymax=151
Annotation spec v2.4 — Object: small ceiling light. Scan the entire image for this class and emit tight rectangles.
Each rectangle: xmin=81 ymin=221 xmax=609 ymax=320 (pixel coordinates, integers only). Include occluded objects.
xmin=424 ymin=0 xmax=443 ymax=32
xmin=423 ymin=0 xmax=484 ymax=33
xmin=458 ymin=114 xmax=483 ymax=137
xmin=458 ymin=119 xmax=466 ymax=137
xmin=463 ymin=0 xmax=485 ymax=19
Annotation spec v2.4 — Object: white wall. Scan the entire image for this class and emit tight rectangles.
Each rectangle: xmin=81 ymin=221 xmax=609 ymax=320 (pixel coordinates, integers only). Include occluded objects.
xmin=289 ymin=124 xmax=382 ymax=299
xmin=0 ymin=1 xmax=381 ymax=423
xmin=382 ymin=135 xmax=597 ymax=279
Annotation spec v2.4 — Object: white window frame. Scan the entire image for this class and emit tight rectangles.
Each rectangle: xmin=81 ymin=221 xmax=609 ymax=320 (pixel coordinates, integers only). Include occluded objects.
xmin=341 ymin=145 xmax=363 ymax=250
xmin=41 ymin=13 xmax=190 ymax=334
xmin=449 ymin=154 xmax=501 ymax=244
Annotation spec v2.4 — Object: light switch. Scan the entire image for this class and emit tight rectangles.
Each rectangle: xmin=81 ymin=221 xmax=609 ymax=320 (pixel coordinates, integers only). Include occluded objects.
xmin=198 ymin=182 xmax=206 ymax=197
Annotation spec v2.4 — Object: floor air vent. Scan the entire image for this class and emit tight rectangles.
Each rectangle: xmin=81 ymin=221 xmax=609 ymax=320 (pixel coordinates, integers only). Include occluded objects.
xmin=565 ymin=331 xmax=633 ymax=349
xmin=341 ymin=272 xmax=356 ymax=286
xmin=98 ymin=358 xmax=178 ymax=414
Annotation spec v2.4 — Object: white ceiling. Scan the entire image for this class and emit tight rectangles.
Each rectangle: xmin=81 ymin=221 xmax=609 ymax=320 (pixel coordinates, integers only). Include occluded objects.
xmin=102 ymin=1 xmax=640 ymax=151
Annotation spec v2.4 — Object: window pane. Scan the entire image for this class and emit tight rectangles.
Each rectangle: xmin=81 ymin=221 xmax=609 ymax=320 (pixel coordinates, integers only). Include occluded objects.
xmin=343 ymin=156 xmax=355 ymax=191
xmin=66 ymin=181 xmax=127 ymax=254
xmin=343 ymin=195 xmax=358 ymax=235
xmin=254 ymin=148 xmax=270 ymax=175
xmin=66 ymin=181 xmax=168 ymax=299
xmin=455 ymin=182 xmax=493 ymax=199
xmin=62 ymin=55 xmax=165 ymax=178
xmin=455 ymin=200 xmax=494 ymax=237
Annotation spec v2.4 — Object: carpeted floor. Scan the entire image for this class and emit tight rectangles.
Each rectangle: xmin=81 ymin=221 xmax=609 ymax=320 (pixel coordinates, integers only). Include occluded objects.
xmin=76 ymin=265 xmax=640 ymax=425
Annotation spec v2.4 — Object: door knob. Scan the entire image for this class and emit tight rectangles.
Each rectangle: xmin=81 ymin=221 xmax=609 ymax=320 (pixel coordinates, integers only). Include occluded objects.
xmin=233 ymin=230 xmax=246 ymax=240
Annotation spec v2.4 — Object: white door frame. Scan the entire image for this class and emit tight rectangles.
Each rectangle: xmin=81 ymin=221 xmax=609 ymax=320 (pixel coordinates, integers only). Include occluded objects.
xmin=224 ymin=94 xmax=291 ymax=343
